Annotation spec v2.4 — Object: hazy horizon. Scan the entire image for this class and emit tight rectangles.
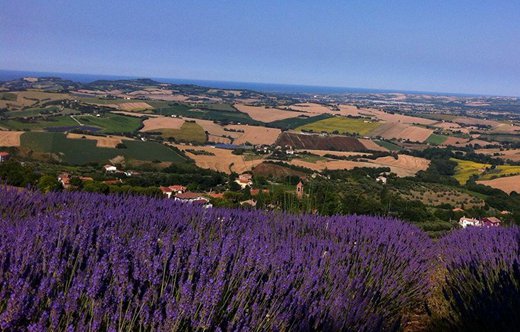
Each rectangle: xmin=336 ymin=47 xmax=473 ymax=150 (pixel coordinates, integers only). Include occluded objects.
xmin=0 ymin=69 xmax=507 ymax=97
xmin=2 ymin=1 xmax=520 ymax=96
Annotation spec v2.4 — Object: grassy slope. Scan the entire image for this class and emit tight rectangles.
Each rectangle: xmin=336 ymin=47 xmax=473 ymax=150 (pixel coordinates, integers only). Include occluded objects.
xmin=297 ymin=117 xmax=381 ymax=135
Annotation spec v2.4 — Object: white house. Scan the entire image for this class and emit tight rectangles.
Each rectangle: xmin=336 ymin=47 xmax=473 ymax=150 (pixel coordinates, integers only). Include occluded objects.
xmin=103 ymin=165 xmax=117 ymax=173
xmin=376 ymin=176 xmax=387 ymax=185
xmin=459 ymin=216 xmax=481 ymax=228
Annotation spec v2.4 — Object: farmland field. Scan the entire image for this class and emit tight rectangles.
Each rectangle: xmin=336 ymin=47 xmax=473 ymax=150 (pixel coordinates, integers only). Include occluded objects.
xmin=451 ymin=158 xmax=490 ymax=184
xmin=0 ymin=131 xmax=23 ymax=146
xmin=297 ymin=117 xmax=381 ymax=135
xmin=66 ymin=133 xmax=131 ymax=148
xmin=76 ymin=114 xmax=142 ymax=133
xmin=374 ymin=140 xmax=402 ymax=151
xmin=268 ymin=113 xmax=332 ymax=130
xmin=141 ymin=117 xmax=184 ymax=131
xmin=173 ymin=144 xmax=264 ymax=174
xmin=156 ymin=103 xmax=261 ymax=125
xmin=426 ymin=133 xmax=448 ymax=145
xmin=224 ymin=124 xmax=281 ymax=145
xmin=276 ymin=132 xmax=367 ymax=151
xmin=0 ymin=116 xmax=81 ymax=131
xmin=158 ymin=121 xmax=207 ymax=144
xmin=476 ymin=148 xmax=520 ymax=162
xmin=20 ymin=132 xmax=186 ymax=164
xmin=370 ymin=123 xmax=434 ymax=142
xmin=0 ymin=114 xmax=142 ymax=133
xmin=477 ymin=175 xmax=520 ymax=194
xmin=479 ymin=165 xmax=520 ymax=180
xmin=234 ymin=104 xmax=301 ymax=122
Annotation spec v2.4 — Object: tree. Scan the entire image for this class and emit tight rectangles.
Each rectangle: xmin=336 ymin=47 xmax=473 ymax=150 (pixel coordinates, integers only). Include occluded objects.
xmin=38 ymin=175 xmax=62 ymax=193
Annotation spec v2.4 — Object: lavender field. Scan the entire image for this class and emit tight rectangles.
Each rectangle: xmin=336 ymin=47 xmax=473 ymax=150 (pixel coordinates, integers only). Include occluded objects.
xmin=0 ymin=187 xmax=518 ymax=331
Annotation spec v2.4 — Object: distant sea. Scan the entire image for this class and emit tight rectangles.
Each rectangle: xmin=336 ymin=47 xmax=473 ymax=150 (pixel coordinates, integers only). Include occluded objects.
xmin=0 ymin=69 xmax=473 ymax=96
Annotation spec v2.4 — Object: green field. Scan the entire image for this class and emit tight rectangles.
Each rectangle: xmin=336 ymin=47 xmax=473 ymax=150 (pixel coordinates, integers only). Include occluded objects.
xmin=0 ymin=92 xmax=17 ymax=101
xmin=297 ymin=117 xmax=381 ymax=135
xmin=76 ymin=114 xmax=142 ymax=133
xmin=451 ymin=158 xmax=490 ymax=184
xmin=154 ymin=104 xmax=261 ymax=125
xmin=158 ymin=121 xmax=207 ymax=144
xmin=80 ymin=97 xmax=150 ymax=105
xmin=0 ymin=113 xmax=141 ymax=133
xmin=374 ymin=140 xmax=402 ymax=151
xmin=6 ymin=106 xmax=78 ymax=118
xmin=426 ymin=133 xmax=448 ymax=145
xmin=295 ymin=154 xmax=326 ymax=163
xmin=200 ymin=103 xmax=237 ymax=112
xmin=20 ymin=132 xmax=186 ymax=165
xmin=0 ymin=116 xmax=80 ymax=131
xmin=268 ymin=114 xmax=332 ymax=130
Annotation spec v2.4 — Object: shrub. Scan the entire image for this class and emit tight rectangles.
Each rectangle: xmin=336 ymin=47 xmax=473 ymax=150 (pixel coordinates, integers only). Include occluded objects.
xmin=0 ymin=187 xmax=433 ymax=331
xmin=435 ymin=227 xmax=520 ymax=331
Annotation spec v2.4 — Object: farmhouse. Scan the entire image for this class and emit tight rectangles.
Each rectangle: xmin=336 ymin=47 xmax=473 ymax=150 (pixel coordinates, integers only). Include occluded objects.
xmin=174 ymin=192 xmax=212 ymax=207
xmin=236 ymin=173 xmax=253 ymax=189
xmin=459 ymin=216 xmax=502 ymax=228
xmin=459 ymin=217 xmax=481 ymax=228
xmin=0 ymin=152 xmax=10 ymax=163
xmin=481 ymin=217 xmax=502 ymax=227
xmin=160 ymin=185 xmax=187 ymax=198
xmin=103 ymin=165 xmax=118 ymax=173
xmin=58 ymin=173 xmax=71 ymax=189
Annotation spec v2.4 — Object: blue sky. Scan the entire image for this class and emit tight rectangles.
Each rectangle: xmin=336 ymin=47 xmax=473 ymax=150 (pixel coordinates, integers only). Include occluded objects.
xmin=1 ymin=0 xmax=520 ymax=96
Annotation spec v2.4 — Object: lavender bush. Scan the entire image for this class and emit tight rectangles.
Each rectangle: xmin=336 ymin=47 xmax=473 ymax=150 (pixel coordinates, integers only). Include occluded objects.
xmin=0 ymin=187 xmax=433 ymax=331
xmin=437 ymin=226 xmax=520 ymax=331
